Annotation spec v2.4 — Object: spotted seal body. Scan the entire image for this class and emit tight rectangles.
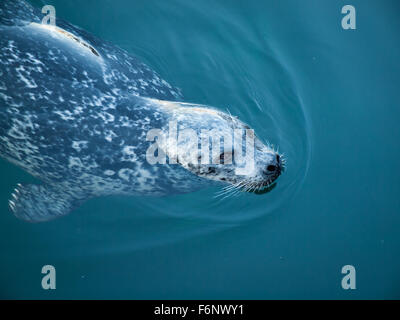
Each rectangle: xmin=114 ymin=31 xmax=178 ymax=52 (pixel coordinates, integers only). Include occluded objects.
xmin=0 ymin=0 xmax=282 ymax=222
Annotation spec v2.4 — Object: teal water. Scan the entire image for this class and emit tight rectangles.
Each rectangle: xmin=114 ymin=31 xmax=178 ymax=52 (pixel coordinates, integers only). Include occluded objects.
xmin=1 ymin=0 xmax=399 ymax=299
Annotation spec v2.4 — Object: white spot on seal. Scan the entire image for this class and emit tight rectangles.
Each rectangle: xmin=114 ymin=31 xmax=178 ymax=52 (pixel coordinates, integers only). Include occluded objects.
xmin=121 ymin=146 xmax=138 ymax=162
xmin=118 ymin=168 xmax=135 ymax=182
xmin=68 ymin=157 xmax=83 ymax=168
xmin=72 ymin=141 xmax=88 ymax=152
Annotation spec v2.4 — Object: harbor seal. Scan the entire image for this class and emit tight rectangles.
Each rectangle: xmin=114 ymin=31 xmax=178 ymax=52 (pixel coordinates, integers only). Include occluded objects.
xmin=0 ymin=0 xmax=283 ymax=222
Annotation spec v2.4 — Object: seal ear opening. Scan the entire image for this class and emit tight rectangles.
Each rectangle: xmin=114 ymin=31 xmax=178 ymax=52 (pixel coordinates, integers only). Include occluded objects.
xmin=8 ymin=183 xmax=85 ymax=223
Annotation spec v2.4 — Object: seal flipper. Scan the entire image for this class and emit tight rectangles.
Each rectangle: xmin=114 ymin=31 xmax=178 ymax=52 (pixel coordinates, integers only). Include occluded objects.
xmin=9 ymin=184 xmax=85 ymax=223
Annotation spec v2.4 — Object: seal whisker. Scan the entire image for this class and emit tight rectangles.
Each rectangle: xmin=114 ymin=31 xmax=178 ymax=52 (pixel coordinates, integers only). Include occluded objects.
xmin=214 ymin=187 xmax=237 ymax=202
xmin=214 ymin=179 xmax=248 ymax=200
xmin=213 ymin=180 xmax=244 ymax=199
xmin=214 ymin=184 xmax=237 ymax=198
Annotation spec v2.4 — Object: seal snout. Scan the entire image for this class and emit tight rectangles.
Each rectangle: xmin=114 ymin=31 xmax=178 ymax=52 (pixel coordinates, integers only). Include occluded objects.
xmin=263 ymin=154 xmax=282 ymax=181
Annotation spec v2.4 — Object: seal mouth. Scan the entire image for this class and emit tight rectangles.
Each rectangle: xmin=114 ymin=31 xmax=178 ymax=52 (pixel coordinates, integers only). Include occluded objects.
xmin=251 ymin=182 xmax=277 ymax=195
xmin=243 ymin=176 xmax=279 ymax=193
xmin=214 ymin=177 xmax=279 ymax=199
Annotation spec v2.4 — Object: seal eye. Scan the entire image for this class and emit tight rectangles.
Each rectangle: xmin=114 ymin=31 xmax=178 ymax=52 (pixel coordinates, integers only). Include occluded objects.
xmin=219 ymin=151 xmax=234 ymax=165
xmin=219 ymin=153 xmax=225 ymax=164
xmin=267 ymin=165 xmax=277 ymax=172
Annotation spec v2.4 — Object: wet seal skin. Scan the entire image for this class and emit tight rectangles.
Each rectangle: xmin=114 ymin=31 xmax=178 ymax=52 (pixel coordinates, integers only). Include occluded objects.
xmin=0 ymin=0 xmax=283 ymax=222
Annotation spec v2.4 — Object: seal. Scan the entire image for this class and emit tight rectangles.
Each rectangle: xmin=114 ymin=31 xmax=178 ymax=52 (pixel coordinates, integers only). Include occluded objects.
xmin=0 ymin=0 xmax=283 ymax=222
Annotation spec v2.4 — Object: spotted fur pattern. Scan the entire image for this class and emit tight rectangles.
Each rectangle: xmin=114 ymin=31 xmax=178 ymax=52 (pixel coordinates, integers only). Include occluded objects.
xmin=0 ymin=0 xmax=281 ymax=222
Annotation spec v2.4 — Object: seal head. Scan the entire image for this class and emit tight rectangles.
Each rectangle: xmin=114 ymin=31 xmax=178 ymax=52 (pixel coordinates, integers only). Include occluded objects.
xmin=152 ymin=100 xmax=284 ymax=194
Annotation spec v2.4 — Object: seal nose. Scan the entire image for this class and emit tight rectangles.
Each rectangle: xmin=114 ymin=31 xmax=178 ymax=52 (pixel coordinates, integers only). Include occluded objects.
xmin=265 ymin=154 xmax=281 ymax=174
